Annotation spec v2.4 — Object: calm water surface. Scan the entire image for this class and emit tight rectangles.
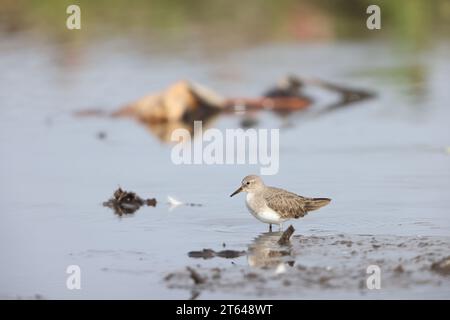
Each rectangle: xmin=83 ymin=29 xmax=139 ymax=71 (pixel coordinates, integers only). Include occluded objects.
xmin=0 ymin=35 xmax=449 ymax=298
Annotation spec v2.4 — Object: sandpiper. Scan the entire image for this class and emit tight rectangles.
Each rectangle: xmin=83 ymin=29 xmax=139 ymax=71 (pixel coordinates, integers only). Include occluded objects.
xmin=230 ymin=175 xmax=331 ymax=231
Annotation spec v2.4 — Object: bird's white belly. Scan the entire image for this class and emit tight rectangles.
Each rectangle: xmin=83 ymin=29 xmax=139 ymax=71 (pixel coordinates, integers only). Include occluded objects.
xmin=246 ymin=193 xmax=284 ymax=225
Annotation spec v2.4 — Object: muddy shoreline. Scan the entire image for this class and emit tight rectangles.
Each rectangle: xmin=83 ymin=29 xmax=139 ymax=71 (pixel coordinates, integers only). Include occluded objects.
xmin=165 ymin=233 xmax=450 ymax=299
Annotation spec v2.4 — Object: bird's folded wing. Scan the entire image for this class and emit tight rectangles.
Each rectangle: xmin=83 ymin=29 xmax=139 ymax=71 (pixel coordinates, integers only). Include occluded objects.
xmin=264 ymin=188 xmax=308 ymax=219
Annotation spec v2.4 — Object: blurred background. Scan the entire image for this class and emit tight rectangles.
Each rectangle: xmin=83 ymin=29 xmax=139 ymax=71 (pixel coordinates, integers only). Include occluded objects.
xmin=2 ymin=0 xmax=450 ymax=47
xmin=0 ymin=0 xmax=449 ymax=299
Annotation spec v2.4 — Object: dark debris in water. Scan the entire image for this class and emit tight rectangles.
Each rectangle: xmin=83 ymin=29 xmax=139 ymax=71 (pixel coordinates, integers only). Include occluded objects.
xmin=103 ymin=187 xmax=157 ymax=216
xmin=188 ymin=249 xmax=246 ymax=260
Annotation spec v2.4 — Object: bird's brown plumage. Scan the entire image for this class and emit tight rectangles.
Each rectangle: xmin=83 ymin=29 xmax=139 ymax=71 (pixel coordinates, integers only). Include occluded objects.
xmin=263 ymin=187 xmax=331 ymax=219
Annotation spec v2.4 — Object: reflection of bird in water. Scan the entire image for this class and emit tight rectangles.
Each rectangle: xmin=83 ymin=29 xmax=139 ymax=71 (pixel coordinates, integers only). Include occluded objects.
xmin=247 ymin=231 xmax=295 ymax=270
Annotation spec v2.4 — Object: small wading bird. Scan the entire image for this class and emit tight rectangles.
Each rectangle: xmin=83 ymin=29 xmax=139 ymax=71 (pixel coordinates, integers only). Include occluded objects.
xmin=230 ymin=175 xmax=331 ymax=231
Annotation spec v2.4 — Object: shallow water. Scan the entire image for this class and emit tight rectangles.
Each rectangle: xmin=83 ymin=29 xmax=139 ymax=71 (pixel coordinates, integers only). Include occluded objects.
xmin=0 ymin=35 xmax=449 ymax=299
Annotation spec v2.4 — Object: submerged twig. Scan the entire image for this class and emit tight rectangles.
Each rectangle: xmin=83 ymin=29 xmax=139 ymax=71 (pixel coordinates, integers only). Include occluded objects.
xmin=278 ymin=225 xmax=295 ymax=245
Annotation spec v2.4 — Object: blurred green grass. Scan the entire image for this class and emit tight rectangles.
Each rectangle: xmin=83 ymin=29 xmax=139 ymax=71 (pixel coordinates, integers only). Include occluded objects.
xmin=1 ymin=0 xmax=449 ymax=49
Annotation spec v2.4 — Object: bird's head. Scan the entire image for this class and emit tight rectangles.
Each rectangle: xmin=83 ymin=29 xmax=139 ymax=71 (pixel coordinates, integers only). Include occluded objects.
xmin=230 ymin=175 xmax=265 ymax=197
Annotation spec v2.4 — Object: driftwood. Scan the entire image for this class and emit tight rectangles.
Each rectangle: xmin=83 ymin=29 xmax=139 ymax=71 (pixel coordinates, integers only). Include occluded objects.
xmin=76 ymin=76 xmax=375 ymax=131
xmin=306 ymin=78 xmax=375 ymax=113
xmin=111 ymin=80 xmax=314 ymax=124
xmin=112 ymin=80 xmax=225 ymax=123
xmin=278 ymin=225 xmax=295 ymax=245
xmin=224 ymin=97 xmax=311 ymax=111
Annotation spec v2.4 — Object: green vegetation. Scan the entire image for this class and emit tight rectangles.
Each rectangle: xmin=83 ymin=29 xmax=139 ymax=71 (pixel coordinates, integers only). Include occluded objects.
xmin=1 ymin=0 xmax=449 ymax=48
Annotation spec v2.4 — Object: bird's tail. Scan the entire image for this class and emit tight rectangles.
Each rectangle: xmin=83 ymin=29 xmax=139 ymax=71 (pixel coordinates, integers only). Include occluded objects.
xmin=305 ymin=198 xmax=331 ymax=211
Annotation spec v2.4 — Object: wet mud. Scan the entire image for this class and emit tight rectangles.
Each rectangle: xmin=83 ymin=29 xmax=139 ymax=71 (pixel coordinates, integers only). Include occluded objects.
xmin=165 ymin=233 xmax=450 ymax=299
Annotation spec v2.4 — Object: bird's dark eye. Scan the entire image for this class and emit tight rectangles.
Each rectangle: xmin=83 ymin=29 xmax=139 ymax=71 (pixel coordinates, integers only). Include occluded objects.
xmin=246 ymin=182 xmax=250 ymax=185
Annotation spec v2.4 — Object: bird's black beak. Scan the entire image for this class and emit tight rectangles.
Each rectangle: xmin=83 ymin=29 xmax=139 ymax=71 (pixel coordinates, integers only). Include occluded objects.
xmin=230 ymin=186 xmax=243 ymax=197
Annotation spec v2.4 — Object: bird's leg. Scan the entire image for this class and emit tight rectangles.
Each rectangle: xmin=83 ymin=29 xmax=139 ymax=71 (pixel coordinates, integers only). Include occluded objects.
xmin=269 ymin=224 xmax=272 ymax=232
